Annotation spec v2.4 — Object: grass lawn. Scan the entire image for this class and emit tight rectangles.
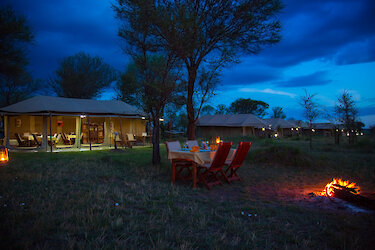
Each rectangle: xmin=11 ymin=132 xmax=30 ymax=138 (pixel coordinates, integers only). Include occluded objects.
xmin=1 ymin=136 xmax=375 ymax=249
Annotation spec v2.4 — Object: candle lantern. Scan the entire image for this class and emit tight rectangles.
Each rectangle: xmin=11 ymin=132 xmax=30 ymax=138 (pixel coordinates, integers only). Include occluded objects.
xmin=0 ymin=146 xmax=9 ymax=165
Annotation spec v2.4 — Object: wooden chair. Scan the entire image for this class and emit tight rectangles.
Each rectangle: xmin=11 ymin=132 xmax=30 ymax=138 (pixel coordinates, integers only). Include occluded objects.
xmin=224 ymin=142 xmax=252 ymax=183
xmin=197 ymin=142 xmax=233 ymax=190
xmin=15 ymin=133 xmax=30 ymax=147
xmin=186 ymin=140 xmax=199 ymax=148
xmin=55 ymin=134 xmax=62 ymax=145
xmin=32 ymin=134 xmax=42 ymax=147
xmin=165 ymin=141 xmax=194 ymax=184
xmin=61 ymin=133 xmax=72 ymax=145
xmin=126 ymin=133 xmax=137 ymax=148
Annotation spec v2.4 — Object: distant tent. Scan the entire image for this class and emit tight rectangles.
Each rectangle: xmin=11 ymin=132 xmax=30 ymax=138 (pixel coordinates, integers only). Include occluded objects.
xmin=196 ymin=114 xmax=267 ymax=137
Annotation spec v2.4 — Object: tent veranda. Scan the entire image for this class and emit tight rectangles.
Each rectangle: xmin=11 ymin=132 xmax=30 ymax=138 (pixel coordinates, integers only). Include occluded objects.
xmin=0 ymin=96 xmax=147 ymax=151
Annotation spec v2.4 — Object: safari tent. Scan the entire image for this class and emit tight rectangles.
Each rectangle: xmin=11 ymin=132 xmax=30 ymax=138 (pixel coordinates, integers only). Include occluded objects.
xmin=0 ymin=96 xmax=147 ymax=151
xmin=196 ymin=114 xmax=268 ymax=137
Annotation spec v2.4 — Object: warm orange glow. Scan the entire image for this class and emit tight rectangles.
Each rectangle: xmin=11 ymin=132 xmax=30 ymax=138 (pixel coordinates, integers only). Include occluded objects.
xmin=321 ymin=178 xmax=359 ymax=197
xmin=209 ymin=144 xmax=217 ymax=151
xmin=190 ymin=146 xmax=200 ymax=152
xmin=216 ymin=137 xmax=220 ymax=144
xmin=0 ymin=147 xmax=9 ymax=164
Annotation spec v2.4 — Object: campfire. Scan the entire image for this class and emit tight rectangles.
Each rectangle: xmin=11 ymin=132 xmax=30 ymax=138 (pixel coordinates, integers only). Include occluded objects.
xmin=322 ymin=178 xmax=359 ymax=198
xmin=320 ymin=178 xmax=375 ymax=210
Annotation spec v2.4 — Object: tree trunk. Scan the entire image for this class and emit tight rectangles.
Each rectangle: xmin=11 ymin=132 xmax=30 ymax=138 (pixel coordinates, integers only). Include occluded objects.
xmin=152 ymin=118 xmax=161 ymax=166
xmin=335 ymin=130 xmax=340 ymax=145
xmin=186 ymin=66 xmax=197 ymax=140
xmin=309 ymin=131 xmax=312 ymax=150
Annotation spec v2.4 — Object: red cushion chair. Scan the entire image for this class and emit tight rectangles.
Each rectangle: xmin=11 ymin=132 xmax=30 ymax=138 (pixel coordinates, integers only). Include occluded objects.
xmin=165 ymin=141 xmax=193 ymax=184
xmin=197 ymin=142 xmax=233 ymax=190
xmin=224 ymin=142 xmax=252 ymax=183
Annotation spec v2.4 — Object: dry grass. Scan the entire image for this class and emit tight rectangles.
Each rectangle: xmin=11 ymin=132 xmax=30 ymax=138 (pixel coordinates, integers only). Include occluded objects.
xmin=0 ymin=136 xmax=375 ymax=249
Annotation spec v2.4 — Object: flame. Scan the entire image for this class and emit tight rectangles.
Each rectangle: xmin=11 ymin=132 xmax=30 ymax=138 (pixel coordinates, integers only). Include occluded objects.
xmin=216 ymin=137 xmax=220 ymax=144
xmin=321 ymin=178 xmax=359 ymax=197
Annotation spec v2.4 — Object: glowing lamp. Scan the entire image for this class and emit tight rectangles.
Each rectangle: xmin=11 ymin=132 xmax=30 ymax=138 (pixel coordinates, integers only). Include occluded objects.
xmin=262 ymin=127 xmax=265 ymax=131
xmin=291 ymin=128 xmax=294 ymax=131
xmin=274 ymin=133 xmax=278 ymax=138
xmin=216 ymin=137 xmax=221 ymax=144
xmin=312 ymin=129 xmax=315 ymax=132
xmin=0 ymin=146 xmax=9 ymax=165
xmin=159 ymin=118 xmax=164 ymax=122
xmin=296 ymin=128 xmax=299 ymax=131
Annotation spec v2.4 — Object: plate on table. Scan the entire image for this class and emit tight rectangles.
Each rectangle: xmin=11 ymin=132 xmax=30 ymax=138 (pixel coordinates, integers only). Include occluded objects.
xmin=199 ymin=149 xmax=211 ymax=152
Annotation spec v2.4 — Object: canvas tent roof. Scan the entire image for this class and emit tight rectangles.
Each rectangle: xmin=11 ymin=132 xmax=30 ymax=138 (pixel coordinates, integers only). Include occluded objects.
xmin=287 ymin=120 xmax=309 ymax=129
xmin=197 ymin=114 xmax=267 ymax=128
xmin=264 ymin=118 xmax=295 ymax=129
xmin=0 ymin=96 xmax=144 ymax=116
xmin=312 ymin=123 xmax=336 ymax=129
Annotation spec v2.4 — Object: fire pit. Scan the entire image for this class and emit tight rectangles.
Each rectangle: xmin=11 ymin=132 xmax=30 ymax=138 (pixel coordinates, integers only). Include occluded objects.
xmin=321 ymin=178 xmax=375 ymax=211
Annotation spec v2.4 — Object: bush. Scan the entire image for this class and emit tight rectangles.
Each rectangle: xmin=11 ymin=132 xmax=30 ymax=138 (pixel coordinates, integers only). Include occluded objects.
xmin=249 ymin=145 xmax=313 ymax=168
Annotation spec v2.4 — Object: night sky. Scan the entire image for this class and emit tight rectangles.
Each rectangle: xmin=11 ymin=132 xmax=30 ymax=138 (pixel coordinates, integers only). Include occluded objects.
xmin=5 ymin=0 xmax=375 ymax=127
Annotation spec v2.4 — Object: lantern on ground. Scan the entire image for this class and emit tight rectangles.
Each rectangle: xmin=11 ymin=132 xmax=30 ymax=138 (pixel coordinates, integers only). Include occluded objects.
xmin=0 ymin=146 xmax=9 ymax=165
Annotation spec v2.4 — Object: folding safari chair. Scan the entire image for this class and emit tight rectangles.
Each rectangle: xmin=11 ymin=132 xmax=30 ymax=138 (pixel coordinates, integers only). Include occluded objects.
xmin=15 ymin=133 xmax=30 ymax=147
xmin=165 ymin=141 xmax=194 ymax=184
xmin=32 ymin=134 xmax=42 ymax=147
xmin=61 ymin=133 xmax=72 ymax=145
xmin=224 ymin=142 xmax=252 ymax=183
xmin=126 ymin=133 xmax=137 ymax=148
xmin=197 ymin=142 xmax=232 ymax=190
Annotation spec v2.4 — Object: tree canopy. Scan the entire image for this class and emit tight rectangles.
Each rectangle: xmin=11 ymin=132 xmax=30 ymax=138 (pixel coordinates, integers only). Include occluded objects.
xmin=0 ymin=6 xmax=37 ymax=107
xmin=271 ymin=106 xmax=286 ymax=119
xmin=113 ymin=0 xmax=283 ymax=139
xmin=300 ymin=90 xmax=319 ymax=149
xmin=50 ymin=52 xmax=117 ymax=99
xmin=229 ymin=98 xmax=269 ymax=117
xmin=335 ymin=90 xmax=358 ymax=144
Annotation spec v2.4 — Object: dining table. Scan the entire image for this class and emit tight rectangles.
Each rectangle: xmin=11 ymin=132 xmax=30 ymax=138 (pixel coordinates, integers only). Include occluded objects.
xmin=168 ymin=148 xmax=235 ymax=188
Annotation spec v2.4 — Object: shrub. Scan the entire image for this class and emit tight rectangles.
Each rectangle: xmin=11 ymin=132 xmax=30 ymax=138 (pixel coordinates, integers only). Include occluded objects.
xmin=249 ymin=145 xmax=313 ymax=168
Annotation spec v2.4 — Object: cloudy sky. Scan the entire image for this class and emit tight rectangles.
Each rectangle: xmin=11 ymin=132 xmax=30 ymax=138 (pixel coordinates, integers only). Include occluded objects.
xmin=5 ymin=0 xmax=375 ymax=126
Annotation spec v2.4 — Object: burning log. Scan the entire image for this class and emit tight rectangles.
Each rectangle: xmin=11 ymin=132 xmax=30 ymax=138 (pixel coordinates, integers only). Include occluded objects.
xmin=330 ymin=187 xmax=375 ymax=210
xmin=324 ymin=179 xmax=375 ymax=210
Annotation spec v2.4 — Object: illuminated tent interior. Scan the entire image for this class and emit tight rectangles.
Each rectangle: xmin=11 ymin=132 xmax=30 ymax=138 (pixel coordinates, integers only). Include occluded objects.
xmin=0 ymin=96 xmax=147 ymax=151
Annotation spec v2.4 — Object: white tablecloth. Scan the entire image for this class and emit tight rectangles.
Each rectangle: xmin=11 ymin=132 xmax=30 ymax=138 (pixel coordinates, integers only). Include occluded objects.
xmin=168 ymin=149 xmax=235 ymax=165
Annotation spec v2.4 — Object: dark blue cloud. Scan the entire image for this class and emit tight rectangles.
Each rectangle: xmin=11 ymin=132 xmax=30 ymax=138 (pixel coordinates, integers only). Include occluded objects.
xmin=274 ymin=71 xmax=332 ymax=88
xmin=358 ymin=106 xmax=375 ymax=116
xmin=3 ymin=0 xmax=126 ymax=78
xmin=220 ymin=65 xmax=281 ymax=86
xmin=249 ymin=0 xmax=375 ymax=67
xmin=3 ymin=0 xmax=374 ymax=85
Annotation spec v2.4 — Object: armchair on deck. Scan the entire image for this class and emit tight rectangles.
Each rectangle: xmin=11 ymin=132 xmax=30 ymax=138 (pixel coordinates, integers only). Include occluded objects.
xmin=126 ymin=133 xmax=137 ymax=148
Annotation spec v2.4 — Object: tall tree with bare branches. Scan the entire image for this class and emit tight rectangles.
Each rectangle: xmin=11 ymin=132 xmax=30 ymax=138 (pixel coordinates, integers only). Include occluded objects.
xmin=336 ymin=90 xmax=358 ymax=145
xmin=114 ymin=0 xmax=283 ymax=139
xmin=300 ymin=90 xmax=319 ymax=149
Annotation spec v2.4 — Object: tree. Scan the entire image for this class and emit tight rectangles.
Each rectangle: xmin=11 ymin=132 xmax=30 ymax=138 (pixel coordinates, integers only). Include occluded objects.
xmin=323 ymin=106 xmax=341 ymax=145
xmin=201 ymin=105 xmax=215 ymax=116
xmin=300 ymin=90 xmax=319 ymax=149
xmin=215 ymin=104 xmax=228 ymax=115
xmin=114 ymin=1 xmax=183 ymax=165
xmin=271 ymin=106 xmax=286 ymax=119
xmin=0 ymin=6 xmax=37 ymax=107
xmin=229 ymin=98 xmax=269 ymax=117
xmin=50 ymin=52 xmax=116 ymax=99
xmin=114 ymin=0 xmax=283 ymax=139
xmin=335 ymin=90 xmax=358 ymax=144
